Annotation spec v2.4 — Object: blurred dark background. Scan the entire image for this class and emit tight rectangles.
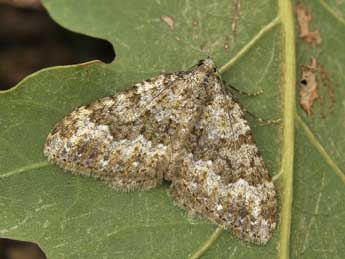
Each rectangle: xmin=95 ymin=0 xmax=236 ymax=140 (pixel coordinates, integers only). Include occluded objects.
xmin=0 ymin=0 xmax=115 ymax=91
xmin=0 ymin=239 xmax=45 ymax=259
xmin=0 ymin=1 xmax=115 ymax=258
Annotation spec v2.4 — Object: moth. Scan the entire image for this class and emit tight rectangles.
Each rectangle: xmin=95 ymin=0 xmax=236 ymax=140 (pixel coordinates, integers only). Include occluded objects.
xmin=44 ymin=59 xmax=277 ymax=244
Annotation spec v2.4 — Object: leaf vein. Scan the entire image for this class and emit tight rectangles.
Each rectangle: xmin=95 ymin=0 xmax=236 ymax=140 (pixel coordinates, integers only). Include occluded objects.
xmin=188 ymin=227 xmax=223 ymax=259
xmin=296 ymin=114 xmax=345 ymax=184
xmin=0 ymin=161 xmax=50 ymax=178
xmin=319 ymin=0 xmax=345 ymax=28
xmin=219 ymin=16 xmax=281 ymax=74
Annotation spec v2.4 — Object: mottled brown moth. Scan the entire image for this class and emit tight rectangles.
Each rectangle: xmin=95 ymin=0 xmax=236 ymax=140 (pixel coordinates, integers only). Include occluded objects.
xmin=44 ymin=59 xmax=276 ymax=244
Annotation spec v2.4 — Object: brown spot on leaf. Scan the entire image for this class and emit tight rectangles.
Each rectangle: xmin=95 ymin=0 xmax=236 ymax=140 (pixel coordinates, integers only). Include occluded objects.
xmin=224 ymin=36 xmax=230 ymax=52
xmin=296 ymin=4 xmax=322 ymax=46
xmin=299 ymin=57 xmax=335 ymax=117
xmin=200 ymin=42 xmax=209 ymax=53
xmin=192 ymin=20 xmax=198 ymax=28
xmin=318 ymin=62 xmax=336 ymax=113
xmin=299 ymin=58 xmax=319 ymax=116
xmin=231 ymin=0 xmax=241 ymax=40
xmin=160 ymin=15 xmax=175 ymax=31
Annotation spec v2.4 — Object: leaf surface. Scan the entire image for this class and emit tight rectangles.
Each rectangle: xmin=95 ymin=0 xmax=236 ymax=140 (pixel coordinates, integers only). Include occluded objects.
xmin=0 ymin=0 xmax=344 ymax=258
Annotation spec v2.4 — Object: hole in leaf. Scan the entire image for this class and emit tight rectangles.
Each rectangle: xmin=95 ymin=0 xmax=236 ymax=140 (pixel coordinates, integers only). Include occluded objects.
xmin=0 ymin=3 xmax=115 ymax=90
xmin=300 ymin=79 xmax=307 ymax=86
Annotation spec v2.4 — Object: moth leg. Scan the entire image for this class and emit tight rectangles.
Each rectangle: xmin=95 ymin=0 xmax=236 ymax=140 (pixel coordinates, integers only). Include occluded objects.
xmin=224 ymin=81 xmax=264 ymax=97
xmin=222 ymin=87 xmax=281 ymax=126
xmin=242 ymin=108 xmax=281 ymax=125
xmin=222 ymin=82 xmax=280 ymax=125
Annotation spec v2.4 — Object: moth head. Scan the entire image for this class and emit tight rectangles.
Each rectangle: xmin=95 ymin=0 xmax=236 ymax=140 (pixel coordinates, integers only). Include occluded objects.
xmin=196 ymin=58 xmax=217 ymax=74
xmin=194 ymin=58 xmax=218 ymax=87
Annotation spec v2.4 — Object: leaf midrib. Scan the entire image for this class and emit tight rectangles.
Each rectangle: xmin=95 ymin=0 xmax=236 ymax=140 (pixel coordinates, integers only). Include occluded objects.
xmin=278 ymin=1 xmax=296 ymax=259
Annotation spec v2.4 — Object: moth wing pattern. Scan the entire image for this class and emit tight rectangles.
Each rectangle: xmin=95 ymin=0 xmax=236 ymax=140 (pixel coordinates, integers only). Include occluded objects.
xmin=44 ymin=70 xmax=208 ymax=191
xmin=169 ymin=72 xmax=277 ymax=244
xmin=44 ymin=59 xmax=277 ymax=244
xmin=44 ymin=73 xmax=171 ymax=190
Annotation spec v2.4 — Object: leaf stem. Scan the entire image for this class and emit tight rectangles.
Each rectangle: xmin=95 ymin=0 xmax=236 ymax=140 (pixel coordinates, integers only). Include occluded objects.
xmin=219 ymin=16 xmax=281 ymax=74
xmin=188 ymin=227 xmax=223 ymax=259
xmin=278 ymin=0 xmax=296 ymax=259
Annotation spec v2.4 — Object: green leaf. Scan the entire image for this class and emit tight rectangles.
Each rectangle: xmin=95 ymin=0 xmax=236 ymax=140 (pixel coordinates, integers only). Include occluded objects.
xmin=0 ymin=0 xmax=344 ymax=258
